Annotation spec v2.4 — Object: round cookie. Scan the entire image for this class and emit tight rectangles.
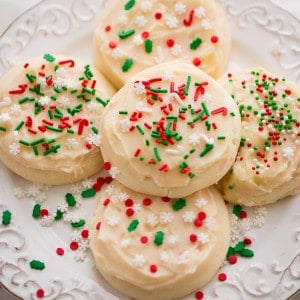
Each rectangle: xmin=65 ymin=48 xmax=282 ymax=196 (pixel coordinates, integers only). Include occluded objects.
xmin=219 ymin=68 xmax=300 ymax=206
xmin=89 ymin=181 xmax=230 ymax=300
xmin=100 ymin=62 xmax=241 ymax=198
xmin=93 ymin=0 xmax=231 ymax=88
xmin=0 ymin=54 xmax=115 ymax=185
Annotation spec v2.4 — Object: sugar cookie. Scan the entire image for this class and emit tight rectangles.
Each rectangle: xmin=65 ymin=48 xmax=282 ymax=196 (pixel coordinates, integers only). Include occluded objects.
xmin=0 ymin=54 xmax=115 ymax=185
xmin=89 ymin=181 xmax=230 ymax=300
xmin=219 ymin=68 xmax=300 ymax=206
xmin=100 ymin=62 xmax=241 ymax=197
xmin=93 ymin=0 xmax=231 ymax=88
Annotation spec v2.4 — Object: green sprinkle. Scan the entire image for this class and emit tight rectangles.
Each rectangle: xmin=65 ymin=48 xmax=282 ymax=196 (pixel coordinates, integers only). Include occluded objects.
xmin=14 ymin=121 xmax=24 ymax=131
xmin=19 ymin=140 xmax=30 ymax=146
xmin=145 ymin=139 xmax=150 ymax=146
xmin=230 ymin=112 xmax=236 ymax=116
xmin=172 ymin=198 xmax=186 ymax=211
xmin=119 ymin=29 xmax=136 ymax=39
xmin=81 ymin=188 xmax=96 ymax=198
xmin=122 ymin=58 xmax=134 ymax=72
xmin=84 ymin=65 xmax=93 ymax=80
xmin=154 ymin=231 xmax=164 ymax=246
xmin=54 ymin=209 xmax=64 ymax=221
xmin=200 ymin=143 xmax=214 ymax=157
xmin=71 ymin=219 xmax=85 ymax=228
xmin=189 ymin=173 xmax=195 ymax=179
xmin=241 ymin=248 xmax=254 ymax=257
xmin=228 ymin=184 xmax=234 ymax=190
xmin=67 ymin=129 xmax=75 ymax=134
xmin=43 ymin=145 xmax=61 ymax=156
xmin=32 ymin=204 xmax=41 ymax=218
xmin=154 ymin=147 xmax=161 ymax=161
xmin=96 ymin=97 xmax=109 ymax=107
xmin=144 ymin=39 xmax=153 ymax=53
xmin=201 ymin=102 xmax=210 ymax=116
xmin=92 ymin=127 xmax=98 ymax=134
xmin=30 ymin=138 xmax=45 ymax=146
xmin=26 ymin=73 xmax=36 ymax=83
xmin=124 ymin=0 xmax=135 ymax=10
xmin=226 ymin=246 xmax=235 ymax=259
xmin=234 ymin=241 xmax=245 ymax=252
xmin=233 ymin=204 xmax=242 ymax=217
xmin=32 ymin=146 xmax=39 ymax=156
xmin=150 ymin=87 xmax=168 ymax=93
xmin=136 ymin=124 xmax=145 ymax=135
xmin=180 ymin=162 xmax=188 ymax=169
xmin=128 ymin=219 xmax=139 ymax=232
xmin=43 ymin=53 xmax=55 ymax=62
xmin=218 ymin=136 xmax=226 ymax=140
xmin=184 ymin=75 xmax=191 ymax=96
xmin=30 ymin=260 xmax=45 ymax=270
xmin=45 ymin=139 xmax=56 ymax=145
xmin=190 ymin=37 xmax=202 ymax=50
xmin=2 ymin=210 xmax=11 ymax=225
xmin=0 ymin=126 xmax=6 ymax=132
xmin=65 ymin=193 xmax=76 ymax=207
xmin=45 ymin=125 xmax=63 ymax=132
xmin=48 ymin=110 xmax=54 ymax=119
xmin=119 ymin=110 xmax=128 ymax=115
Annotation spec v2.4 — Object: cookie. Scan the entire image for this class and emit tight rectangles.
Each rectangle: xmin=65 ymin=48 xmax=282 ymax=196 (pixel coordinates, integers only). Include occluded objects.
xmin=89 ymin=181 xmax=230 ymax=300
xmin=99 ymin=62 xmax=241 ymax=197
xmin=93 ymin=0 xmax=231 ymax=88
xmin=0 ymin=54 xmax=115 ymax=185
xmin=219 ymin=68 xmax=300 ymax=206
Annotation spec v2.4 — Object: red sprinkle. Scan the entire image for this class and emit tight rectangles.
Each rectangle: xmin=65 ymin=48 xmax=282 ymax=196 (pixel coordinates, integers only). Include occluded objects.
xmin=197 ymin=211 xmax=207 ymax=220
xmin=140 ymin=236 xmax=148 ymax=244
xmin=193 ymin=57 xmax=201 ymax=67
xmin=56 ymin=248 xmax=64 ymax=256
xmin=40 ymin=209 xmax=49 ymax=217
xmin=195 ymin=291 xmax=204 ymax=299
xmin=81 ymin=229 xmax=89 ymax=239
xmin=190 ymin=234 xmax=198 ymax=243
xmin=96 ymin=221 xmax=101 ymax=230
xmin=126 ymin=208 xmax=135 ymax=217
xmin=105 ymin=25 xmax=111 ymax=32
xmin=155 ymin=12 xmax=162 ymax=20
xmin=161 ymin=196 xmax=171 ymax=202
xmin=228 ymin=255 xmax=238 ymax=264
xmin=142 ymin=31 xmax=150 ymax=39
xmin=36 ymin=289 xmax=45 ymax=298
xmin=70 ymin=241 xmax=79 ymax=251
xmin=150 ymin=264 xmax=157 ymax=273
xmin=166 ymin=39 xmax=175 ymax=47
xmin=240 ymin=211 xmax=247 ymax=219
xmin=244 ymin=237 xmax=252 ymax=245
xmin=125 ymin=199 xmax=134 ymax=207
xmin=103 ymin=198 xmax=110 ymax=206
xmin=143 ymin=198 xmax=152 ymax=206
xmin=194 ymin=219 xmax=203 ymax=227
xmin=104 ymin=161 xmax=112 ymax=170
xmin=109 ymin=41 xmax=117 ymax=49
xmin=218 ymin=273 xmax=227 ymax=281
xmin=211 ymin=35 xmax=219 ymax=43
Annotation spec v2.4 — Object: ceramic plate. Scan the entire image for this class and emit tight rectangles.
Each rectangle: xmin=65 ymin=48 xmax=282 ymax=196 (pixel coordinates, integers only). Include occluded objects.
xmin=0 ymin=0 xmax=299 ymax=299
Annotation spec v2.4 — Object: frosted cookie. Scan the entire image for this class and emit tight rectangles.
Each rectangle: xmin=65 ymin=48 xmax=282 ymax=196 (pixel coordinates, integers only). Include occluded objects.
xmin=93 ymin=0 xmax=231 ymax=88
xmin=0 ymin=54 xmax=115 ymax=185
xmin=89 ymin=181 xmax=230 ymax=300
xmin=100 ymin=62 xmax=241 ymax=197
xmin=219 ymin=68 xmax=300 ymax=206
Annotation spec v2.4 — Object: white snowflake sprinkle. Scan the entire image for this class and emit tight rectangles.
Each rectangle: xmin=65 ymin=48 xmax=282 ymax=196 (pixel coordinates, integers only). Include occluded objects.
xmin=167 ymin=234 xmax=179 ymax=245
xmin=81 ymin=178 xmax=94 ymax=189
xmin=171 ymin=44 xmax=182 ymax=56
xmin=175 ymin=2 xmax=186 ymax=14
xmin=160 ymin=251 xmax=170 ymax=262
xmin=26 ymin=184 xmax=42 ymax=197
xmin=140 ymin=1 xmax=152 ymax=12
xmin=188 ymin=133 xmax=201 ymax=146
xmin=166 ymin=16 xmax=179 ymax=29
xmin=120 ymin=119 xmax=131 ymax=132
xmin=0 ymin=112 xmax=11 ymax=121
xmin=117 ymin=192 xmax=129 ymax=202
xmin=13 ymin=187 xmax=25 ymax=199
xmin=205 ymin=217 xmax=215 ymax=230
xmin=283 ymin=147 xmax=294 ymax=159
xmin=162 ymin=70 xmax=175 ymax=81
xmin=57 ymin=201 xmax=69 ymax=213
xmin=105 ymin=184 xmax=115 ymax=196
xmin=111 ymin=48 xmax=123 ymax=59
xmin=9 ymin=143 xmax=20 ymax=155
xmin=79 ymin=239 xmax=90 ymax=251
xmin=106 ymin=215 xmax=120 ymax=227
xmin=182 ymin=211 xmax=195 ymax=223
xmin=74 ymin=250 xmax=87 ymax=262
xmin=120 ymin=237 xmax=131 ymax=248
xmin=198 ymin=232 xmax=209 ymax=243
xmin=87 ymin=102 xmax=101 ymax=111
xmin=117 ymin=15 xmax=128 ymax=26
xmin=71 ymin=230 xmax=82 ymax=242
xmin=133 ymin=203 xmax=142 ymax=213
xmin=38 ymin=96 xmax=51 ymax=105
xmin=201 ymin=19 xmax=212 ymax=30
xmin=195 ymin=7 xmax=206 ymax=18
xmin=147 ymin=213 xmax=159 ymax=227
xmin=195 ymin=198 xmax=207 ymax=208
xmin=87 ymin=133 xmax=101 ymax=147
xmin=135 ymin=15 xmax=147 ymax=28
xmin=133 ymin=254 xmax=146 ymax=267
xmin=58 ymin=96 xmax=70 ymax=108
xmin=40 ymin=215 xmax=54 ymax=227
xmin=70 ymin=183 xmax=82 ymax=194
xmin=66 ymin=138 xmax=78 ymax=149
xmin=160 ymin=212 xmax=174 ymax=224
xmin=133 ymin=81 xmax=146 ymax=94
xmin=133 ymin=34 xmax=144 ymax=46
xmin=202 ymin=92 xmax=213 ymax=103
xmin=10 ymin=104 xmax=21 ymax=115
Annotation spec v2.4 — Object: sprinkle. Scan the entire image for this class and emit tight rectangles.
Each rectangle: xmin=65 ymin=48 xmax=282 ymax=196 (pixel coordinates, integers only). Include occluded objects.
xmin=70 ymin=241 xmax=79 ymax=250
xmin=193 ymin=57 xmax=201 ymax=67
xmin=153 ymin=147 xmax=161 ymax=161
xmin=218 ymin=273 xmax=227 ymax=281
xmin=172 ymin=198 xmax=186 ymax=211
xmin=200 ymin=143 xmax=214 ymax=157
xmin=195 ymin=291 xmax=204 ymax=300
xmin=124 ymin=0 xmax=135 ymax=10
xmin=81 ymin=188 xmax=96 ymax=198
xmin=183 ymin=10 xmax=195 ymax=26
xmin=2 ymin=210 xmax=12 ymax=225
xmin=0 ymin=126 xmax=6 ymax=132
xmin=43 ymin=53 xmax=55 ymax=62
xmin=119 ymin=29 xmax=136 ymax=39
xmin=36 ymin=289 xmax=45 ymax=298
xmin=56 ymin=248 xmax=64 ymax=256
xmin=190 ymin=37 xmax=202 ymax=50
xmin=65 ymin=193 xmax=76 ymax=207
xmin=71 ymin=219 xmax=85 ymax=228
xmin=122 ymin=58 xmax=134 ymax=72
xmin=30 ymin=260 xmax=45 ymax=270
xmin=144 ymin=39 xmax=153 ymax=53
xmin=32 ymin=204 xmax=41 ymax=218
xmin=150 ymin=264 xmax=157 ymax=273
xmin=211 ymin=35 xmax=219 ymax=43
xmin=154 ymin=231 xmax=164 ymax=246
xmin=128 ymin=219 xmax=139 ymax=232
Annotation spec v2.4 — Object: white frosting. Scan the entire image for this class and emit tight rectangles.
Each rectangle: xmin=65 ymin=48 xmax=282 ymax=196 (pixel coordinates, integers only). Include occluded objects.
xmin=93 ymin=0 xmax=231 ymax=88
xmin=219 ymin=68 xmax=300 ymax=206
xmin=100 ymin=62 xmax=241 ymax=197
xmin=89 ymin=181 xmax=230 ymax=300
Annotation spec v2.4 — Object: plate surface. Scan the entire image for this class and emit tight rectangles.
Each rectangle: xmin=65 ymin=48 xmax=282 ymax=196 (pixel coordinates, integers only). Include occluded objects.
xmin=0 ymin=0 xmax=299 ymax=299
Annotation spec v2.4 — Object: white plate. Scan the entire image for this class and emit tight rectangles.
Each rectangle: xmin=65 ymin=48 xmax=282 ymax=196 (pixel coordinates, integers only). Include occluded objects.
xmin=0 ymin=0 xmax=299 ymax=299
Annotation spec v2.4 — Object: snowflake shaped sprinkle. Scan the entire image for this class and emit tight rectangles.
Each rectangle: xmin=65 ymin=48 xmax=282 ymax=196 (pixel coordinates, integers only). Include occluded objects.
xmin=175 ymin=2 xmax=186 ymax=14
xmin=133 ymin=35 xmax=144 ymax=46
xmin=79 ymin=239 xmax=90 ymax=252
xmin=57 ymin=201 xmax=69 ymax=213
xmin=66 ymin=138 xmax=78 ymax=149
xmin=198 ymin=232 xmax=209 ymax=243
xmin=117 ymin=192 xmax=129 ymax=202
xmin=133 ymin=255 xmax=146 ymax=267
xmin=10 ymin=104 xmax=21 ymax=115
xmin=38 ymin=96 xmax=51 ymax=105
xmin=201 ymin=19 xmax=212 ymax=30
xmin=140 ymin=1 xmax=152 ymax=12
xmin=202 ymin=92 xmax=213 ymax=103
xmin=87 ymin=102 xmax=101 ymax=111
xmin=111 ymin=48 xmax=123 ymax=60
xmin=13 ymin=187 xmax=25 ymax=199
xmin=26 ymin=184 xmax=42 ymax=197
xmin=167 ymin=234 xmax=179 ymax=245
xmin=162 ymin=70 xmax=175 ymax=81
xmin=106 ymin=215 xmax=120 ymax=227
xmin=133 ymin=81 xmax=146 ymax=94
xmin=195 ymin=7 xmax=206 ymax=18
xmin=120 ymin=119 xmax=131 ymax=132
xmin=283 ymin=147 xmax=294 ymax=159
xmin=58 ymin=96 xmax=70 ymax=108
xmin=160 ymin=251 xmax=170 ymax=262
xmin=171 ymin=44 xmax=182 ymax=56
xmin=188 ymin=133 xmax=201 ymax=146
xmin=160 ymin=212 xmax=174 ymax=224
xmin=70 ymin=183 xmax=82 ymax=194
xmin=133 ymin=203 xmax=142 ymax=213
xmin=117 ymin=15 xmax=128 ymax=26
xmin=40 ymin=215 xmax=54 ymax=227
xmin=71 ymin=230 xmax=82 ymax=242
xmin=9 ymin=143 xmax=20 ymax=155
xmin=120 ymin=237 xmax=131 ymax=248
xmin=87 ymin=133 xmax=101 ymax=147
xmin=182 ymin=211 xmax=195 ymax=223
xmin=105 ymin=184 xmax=115 ymax=196
xmin=135 ymin=15 xmax=147 ymax=28
xmin=166 ymin=16 xmax=179 ymax=29
xmin=195 ymin=198 xmax=207 ymax=208
xmin=205 ymin=217 xmax=215 ymax=230
xmin=74 ymin=250 xmax=87 ymax=262
xmin=147 ymin=213 xmax=159 ymax=227
xmin=81 ymin=178 xmax=94 ymax=189
xmin=0 ymin=112 xmax=11 ymax=121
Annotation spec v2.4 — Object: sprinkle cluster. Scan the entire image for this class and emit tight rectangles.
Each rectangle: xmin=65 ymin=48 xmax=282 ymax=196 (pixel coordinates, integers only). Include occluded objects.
xmin=101 ymin=0 xmax=221 ymax=73
xmin=0 ymin=54 xmax=108 ymax=158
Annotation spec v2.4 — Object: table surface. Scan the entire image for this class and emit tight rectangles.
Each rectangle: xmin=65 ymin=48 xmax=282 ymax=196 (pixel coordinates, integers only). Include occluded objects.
xmin=0 ymin=0 xmax=299 ymax=300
